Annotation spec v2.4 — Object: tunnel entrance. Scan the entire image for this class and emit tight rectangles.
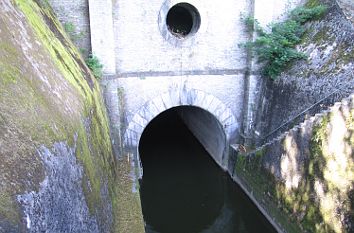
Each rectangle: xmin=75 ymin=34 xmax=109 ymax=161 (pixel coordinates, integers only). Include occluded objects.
xmin=138 ymin=106 xmax=276 ymax=233
xmin=166 ymin=3 xmax=200 ymax=38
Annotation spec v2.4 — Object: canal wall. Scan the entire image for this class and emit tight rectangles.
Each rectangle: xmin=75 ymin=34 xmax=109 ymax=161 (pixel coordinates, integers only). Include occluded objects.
xmin=232 ymin=94 xmax=354 ymax=233
xmin=336 ymin=0 xmax=354 ymax=23
xmin=177 ymin=106 xmax=228 ymax=170
xmin=104 ymin=75 xmax=241 ymax=172
xmin=46 ymin=0 xmax=91 ymax=58
xmin=0 ymin=1 xmax=144 ymax=232
xmin=48 ymin=0 xmax=306 ymax=145
xmin=255 ymin=0 xmax=354 ymax=145
xmin=1 ymin=0 xmax=352 ymax=232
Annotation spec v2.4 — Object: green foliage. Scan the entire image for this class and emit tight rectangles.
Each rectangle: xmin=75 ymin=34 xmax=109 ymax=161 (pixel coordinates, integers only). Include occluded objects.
xmin=85 ymin=55 xmax=103 ymax=79
xmin=290 ymin=5 xmax=327 ymax=24
xmin=63 ymin=22 xmax=75 ymax=34
xmin=63 ymin=22 xmax=85 ymax=43
xmin=242 ymin=5 xmax=327 ymax=80
xmin=241 ymin=14 xmax=257 ymax=32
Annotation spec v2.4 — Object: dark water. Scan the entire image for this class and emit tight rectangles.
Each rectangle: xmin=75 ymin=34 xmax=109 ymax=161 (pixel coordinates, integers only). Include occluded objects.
xmin=139 ymin=108 xmax=277 ymax=233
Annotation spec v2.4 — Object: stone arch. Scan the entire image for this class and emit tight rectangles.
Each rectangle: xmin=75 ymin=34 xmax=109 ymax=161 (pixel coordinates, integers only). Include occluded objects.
xmin=124 ymin=87 xmax=238 ymax=153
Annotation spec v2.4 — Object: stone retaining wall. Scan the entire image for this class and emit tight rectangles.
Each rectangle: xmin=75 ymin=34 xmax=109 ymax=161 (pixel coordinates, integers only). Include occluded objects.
xmin=233 ymin=94 xmax=354 ymax=232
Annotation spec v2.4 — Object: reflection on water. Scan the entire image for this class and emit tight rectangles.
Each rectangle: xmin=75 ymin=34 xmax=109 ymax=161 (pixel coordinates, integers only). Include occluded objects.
xmin=139 ymin=108 xmax=276 ymax=233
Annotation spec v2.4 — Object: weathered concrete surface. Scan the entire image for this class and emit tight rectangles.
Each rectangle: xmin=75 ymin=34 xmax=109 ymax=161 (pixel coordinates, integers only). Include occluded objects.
xmin=108 ymin=75 xmax=243 ymax=143
xmin=17 ymin=142 xmax=100 ymax=233
xmin=101 ymin=75 xmax=241 ymax=174
xmin=47 ymin=0 xmax=91 ymax=57
xmin=336 ymin=0 xmax=354 ymax=23
xmin=88 ymin=0 xmax=116 ymax=74
xmin=112 ymin=0 xmax=250 ymax=74
xmin=255 ymin=0 xmax=354 ymax=143
xmin=233 ymin=94 xmax=354 ymax=233
xmin=253 ymin=0 xmax=305 ymax=28
xmin=0 ymin=0 xmax=143 ymax=232
xmin=177 ymin=107 xmax=228 ymax=170
xmin=47 ymin=0 xmax=308 ymax=150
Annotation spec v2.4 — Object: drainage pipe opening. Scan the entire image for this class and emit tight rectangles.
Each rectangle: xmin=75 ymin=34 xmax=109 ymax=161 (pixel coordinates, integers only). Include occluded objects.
xmin=166 ymin=3 xmax=200 ymax=38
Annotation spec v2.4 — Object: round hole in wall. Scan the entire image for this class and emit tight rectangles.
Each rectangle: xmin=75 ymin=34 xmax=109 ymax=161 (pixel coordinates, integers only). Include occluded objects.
xmin=166 ymin=3 xmax=200 ymax=38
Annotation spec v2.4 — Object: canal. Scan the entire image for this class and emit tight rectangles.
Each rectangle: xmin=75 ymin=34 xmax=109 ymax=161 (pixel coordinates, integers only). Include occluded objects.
xmin=138 ymin=107 xmax=276 ymax=233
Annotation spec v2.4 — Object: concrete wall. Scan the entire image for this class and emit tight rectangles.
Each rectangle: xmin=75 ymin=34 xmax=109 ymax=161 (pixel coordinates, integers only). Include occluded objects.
xmin=47 ymin=0 xmax=91 ymax=57
xmin=47 ymin=0 xmax=307 ymax=148
xmin=336 ymin=0 xmax=354 ymax=23
xmin=254 ymin=0 xmax=354 ymax=144
xmin=232 ymin=94 xmax=354 ymax=233
xmin=253 ymin=0 xmax=304 ymax=28
xmin=177 ymin=107 xmax=228 ymax=170
xmin=88 ymin=0 xmax=116 ymax=74
xmin=0 ymin=1 xmax=144 ymax=232
xmin=97 ymin=0 xmax=307 ymax=175
xmin=100 ymin=75 xmax=243 ymax=172
xmin=112 ymin=0 xmax=250 ymax=75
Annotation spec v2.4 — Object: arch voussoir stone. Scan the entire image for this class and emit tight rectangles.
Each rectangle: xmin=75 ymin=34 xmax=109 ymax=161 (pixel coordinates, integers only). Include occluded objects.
xmin=124 ymin=88 xmax=237 ymax=147
xmin=180 ymin=86 xmax=197 ymax=105
xmin=144 ymin=100 xmax=161 ymax=120
xmin=131 ymin=114 xmax=148 ymax=128
xmin=151 ymin=96 xmax=167 ymax=113
xmin=160 ymin=93 xmax=174 ymax=110
xmin=191 ymin=90 xmax=207 ymax=108
xmin=168 ymin=87 xmax=181 ymax=106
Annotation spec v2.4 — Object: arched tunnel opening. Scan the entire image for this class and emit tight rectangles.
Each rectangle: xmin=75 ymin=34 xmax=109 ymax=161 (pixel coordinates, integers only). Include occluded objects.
xmin=138 ymin=106 xmax=276 ymax=233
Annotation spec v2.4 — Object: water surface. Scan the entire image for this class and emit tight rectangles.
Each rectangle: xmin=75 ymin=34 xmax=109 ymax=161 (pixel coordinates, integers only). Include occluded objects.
xmin=139 ymin=109 xmax=276 ymax=233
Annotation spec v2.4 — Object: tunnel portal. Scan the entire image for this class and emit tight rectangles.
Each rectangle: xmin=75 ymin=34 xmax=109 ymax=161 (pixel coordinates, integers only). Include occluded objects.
xmin=124 ymin=87 xmax=239 ymax=175
xmin=137 ymin=106 xmax=277 ymax=233
xmin=138 ymin=106 xmax=225 ymax=233
xmin=138 ymin=106 xmax=227 ymax=175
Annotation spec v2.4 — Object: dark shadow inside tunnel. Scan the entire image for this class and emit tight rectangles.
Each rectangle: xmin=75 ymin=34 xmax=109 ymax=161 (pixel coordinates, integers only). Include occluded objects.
xmin=138 ymin=106 xmax=277 ymax=233
xmin=138 ymin=107 xmax=224 ymax=233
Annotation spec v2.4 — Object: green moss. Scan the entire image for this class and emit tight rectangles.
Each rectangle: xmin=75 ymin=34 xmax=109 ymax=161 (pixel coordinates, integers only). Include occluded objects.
xmin=0 ymin=41 xmax=20 ymax=85
xmin=14 ymin=0 xmax=92 ymax=103
xmin=312 ymin=27 xmax=332 ymax=44
xmin=0 ymin=1 xmax=144 ymax=231
xmin=1 ymin=0 xmax=117 ymax=229
xmin=73 ymin=87 xmax=144 ymax=231
xmin=0 ymin=62 xmax=19 ymax=85
xmin=0 ymin=192 xmax=20 ymax=224
xmin=234 ymin=150 xmax=302 ymax=233
xmin=305 ymin=0 xmax=321 ymax=8
xmin=254 ymin=147 xmax=265 ymax=162
xmin=76 ymin=124 xmax=102 ymax=213
xmin=269 ymin=112 xmax=352 ymax=233
xmin=113 ymin=157 xmax=145 ymax=233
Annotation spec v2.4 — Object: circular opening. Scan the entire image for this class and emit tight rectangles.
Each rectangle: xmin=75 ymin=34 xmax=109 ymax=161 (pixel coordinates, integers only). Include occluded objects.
xmin=166 ymin=3 xmax=200 ymax=38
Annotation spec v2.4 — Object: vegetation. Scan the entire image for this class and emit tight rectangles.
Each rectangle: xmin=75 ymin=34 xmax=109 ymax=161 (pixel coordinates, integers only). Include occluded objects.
xmin=242 ymin=5 xmax=327 ymax=80
xmin=85 ymin=54 xmax=103 ymax=79
xmin=2 ymin=1 xmax=145 ymax=232
xmin=63 ymin=22 xmax=85 ymax=43
xmin=235 ymin=104 xmax=354 ymax=233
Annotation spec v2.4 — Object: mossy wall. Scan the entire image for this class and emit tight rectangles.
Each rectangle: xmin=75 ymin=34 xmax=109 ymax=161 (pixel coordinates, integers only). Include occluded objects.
xmin=255 ymin=0 xmax=354 ymax=143
xmin=0 ymin=0 xmax=144 ymax=232
xmin=233 ymin=95 xmax=354 ymax=233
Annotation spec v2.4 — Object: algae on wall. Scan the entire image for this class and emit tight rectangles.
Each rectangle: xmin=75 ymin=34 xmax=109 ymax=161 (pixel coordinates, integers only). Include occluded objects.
xmin=0 ymin=0 xmax=144 ymax=232
xmin=255 ymin=0 xmax=354 ymax=143
xmin=234 ymin=95 xmax=354 ymax=233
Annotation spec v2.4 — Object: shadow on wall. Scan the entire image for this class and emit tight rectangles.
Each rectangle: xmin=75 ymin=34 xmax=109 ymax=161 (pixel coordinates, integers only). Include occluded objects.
xmin=234 ymin=96 xmax=354 ymax=233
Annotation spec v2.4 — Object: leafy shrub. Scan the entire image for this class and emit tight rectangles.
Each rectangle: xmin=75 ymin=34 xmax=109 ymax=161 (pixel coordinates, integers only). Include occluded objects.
xmin=85 ymin=55 xmax=103 ymax=79
xmin=242 ymin=5 xmax=327 ymax=80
